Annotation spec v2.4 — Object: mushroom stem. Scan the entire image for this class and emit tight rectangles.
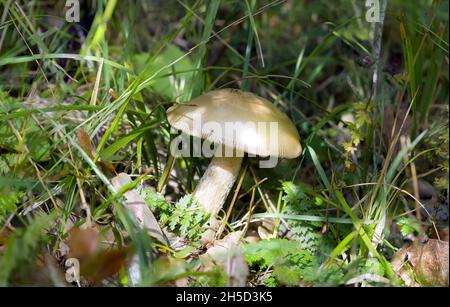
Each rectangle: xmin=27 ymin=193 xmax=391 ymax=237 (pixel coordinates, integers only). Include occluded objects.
xmin=193 ymin=156 xmax=243 ymax=217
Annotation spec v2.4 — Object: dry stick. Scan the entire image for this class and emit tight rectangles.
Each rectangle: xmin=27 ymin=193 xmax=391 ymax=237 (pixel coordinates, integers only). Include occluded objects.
xmin=364 ymin=0 xmax=386 ymax=215
xmin=363 ymin=0 xmax=388 ymax=112
xmin=60 ymin=128 xmax=94 ymax=228
xmin=363 ymin=0 xmax=387 ymax=224
xmin=216 ymin=164 xmax=249 ymax=239
xmin=238 ymin=177 xmax=267 ymax=200
xmin=53 ymin=61 xmax=78 ymax=83
xmin=370 ymin=0 xmax=388 ymax=101
xmin=367 ymin=5 xmax=422 ymax=214
xmin=367 ymin=86 xmax=417 ymax=216
xmin=415 ymin=166 xmax=446 ymax=180
xmin=241 ymin=187 xmax=256 ymax=239
xmin=50 ymin=127 xmax=91 ymax=251
xmin=90 ymin=59 xmax=104 ymax=106
xmin=75 ymin=177 xmax=92 ymax=227
xmin=404 ymin=137 xmax=421 ymax=221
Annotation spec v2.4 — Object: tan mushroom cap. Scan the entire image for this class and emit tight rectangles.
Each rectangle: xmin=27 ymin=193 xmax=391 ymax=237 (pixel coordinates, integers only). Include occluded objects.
xmin=167 ymin=89 xmax=302 ymax=158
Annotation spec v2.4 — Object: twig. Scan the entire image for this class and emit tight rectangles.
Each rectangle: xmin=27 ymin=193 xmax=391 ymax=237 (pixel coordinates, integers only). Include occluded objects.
xmin=216 ymin=164 xmax=249 ymax=239
xmin=370 ymin=0 xmax=388 ymax=101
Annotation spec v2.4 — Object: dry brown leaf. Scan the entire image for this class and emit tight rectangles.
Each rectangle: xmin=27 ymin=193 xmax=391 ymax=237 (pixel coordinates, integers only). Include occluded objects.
xmin=76 ymin=128 xmax=95 ymax=159
xmin=111 ymin=173 xmax=168 ymax=245
xmin=244 ymin=230 xmax=260 ymax=244
xmin=82 ymin=247 xmax=131 ymax=284
xmin=257 ymin=218 xmax=275 ymax=240
xmin=392 ymin=239 xmax=449 ymax=286
xmin=65 ymin=225 xmax=131 ymax=285
xmin=428 ymin=227 xmax=449 ymax=242
xmin=66 ymin=226 xmax=100 ymax=264
xmin=76 ymin=128 xmax=116 ymax=176
xmin=205 ymin=231 xmax=243 ymax=261
xmin=225 ymin=252 xmax=249 ymax=287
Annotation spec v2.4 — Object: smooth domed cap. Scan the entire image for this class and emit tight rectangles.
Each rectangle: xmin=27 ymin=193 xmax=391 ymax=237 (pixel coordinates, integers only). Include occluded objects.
xmin=167 ymin=89 xmax=301 ymax=158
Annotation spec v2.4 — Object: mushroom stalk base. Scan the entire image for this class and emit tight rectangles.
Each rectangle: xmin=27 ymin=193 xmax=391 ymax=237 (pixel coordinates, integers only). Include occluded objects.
xmin=193 ymin=156 xmax=243 ymax=217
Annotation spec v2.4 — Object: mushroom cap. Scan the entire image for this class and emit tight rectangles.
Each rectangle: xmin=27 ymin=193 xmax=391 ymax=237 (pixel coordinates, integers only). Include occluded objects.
xmin=167 ymin=89 xmax=302 ymax=158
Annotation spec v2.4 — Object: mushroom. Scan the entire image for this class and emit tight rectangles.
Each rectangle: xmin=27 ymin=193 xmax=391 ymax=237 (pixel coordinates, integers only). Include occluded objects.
xmin=167 ymin=89 xmax=301 ymax=243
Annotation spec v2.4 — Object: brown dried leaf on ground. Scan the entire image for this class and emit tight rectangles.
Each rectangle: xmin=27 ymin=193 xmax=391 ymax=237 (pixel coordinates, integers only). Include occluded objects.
xmin=257 ymin=218 xmax=275 ymax=240
xmin=225 ymin=252 xmax=249 ymax=287
xmin=76 ymin=128 xmax=116 ymax=175
xmin=111 ymin=172 xmax=168 ymax=245
xmin=391 ymin=239 xmax=449 ymax=286
xmin=81 ymin=247 xmax=131 ymax=284
xmin=65 ymin=225 xmax=130 ymax=285
xmin=205 ymin=231 xmax=243 ymax=261
xmin=76 ymin=128 xmax=95 ymax=159
xmin=428 ymin=227 xmax=449 ymax=242
xmin=66 ymin=226 xmax=100 ymax=264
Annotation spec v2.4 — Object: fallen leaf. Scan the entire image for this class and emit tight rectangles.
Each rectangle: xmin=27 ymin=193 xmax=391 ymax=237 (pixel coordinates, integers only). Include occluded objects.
xmin=392 ymin=239 xmax=449 ymax=286
xmin=76 ymin=128 xmax=95 ymax=159
xmin=225 ymin=252 xmax=249 ymax=287
xmin=244 ymin=230 xmax=260 ymax=244
xmin=206 ymin=231 xmax=243 ymax=261
xmin=257 ymin=219 xmax=275 ymax=240
xmin=65 ymin=225 xmax=131 ymax=286
xmin=111 ymin=173 xmax=168 ymax=245
xmin=76 ymin=128 xmax=116 ymax=176
xmin=82 ymin=247 xmax=131 ymax=284
xmin=428 ymin=227 xmax=449 ymax=242
xmin=66 ymin=226 xmax=100 ymax=264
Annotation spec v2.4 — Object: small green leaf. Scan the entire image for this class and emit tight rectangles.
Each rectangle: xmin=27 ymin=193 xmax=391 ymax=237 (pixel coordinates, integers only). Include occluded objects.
xmin=396 ymin=217 xmax=420 ymax=236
